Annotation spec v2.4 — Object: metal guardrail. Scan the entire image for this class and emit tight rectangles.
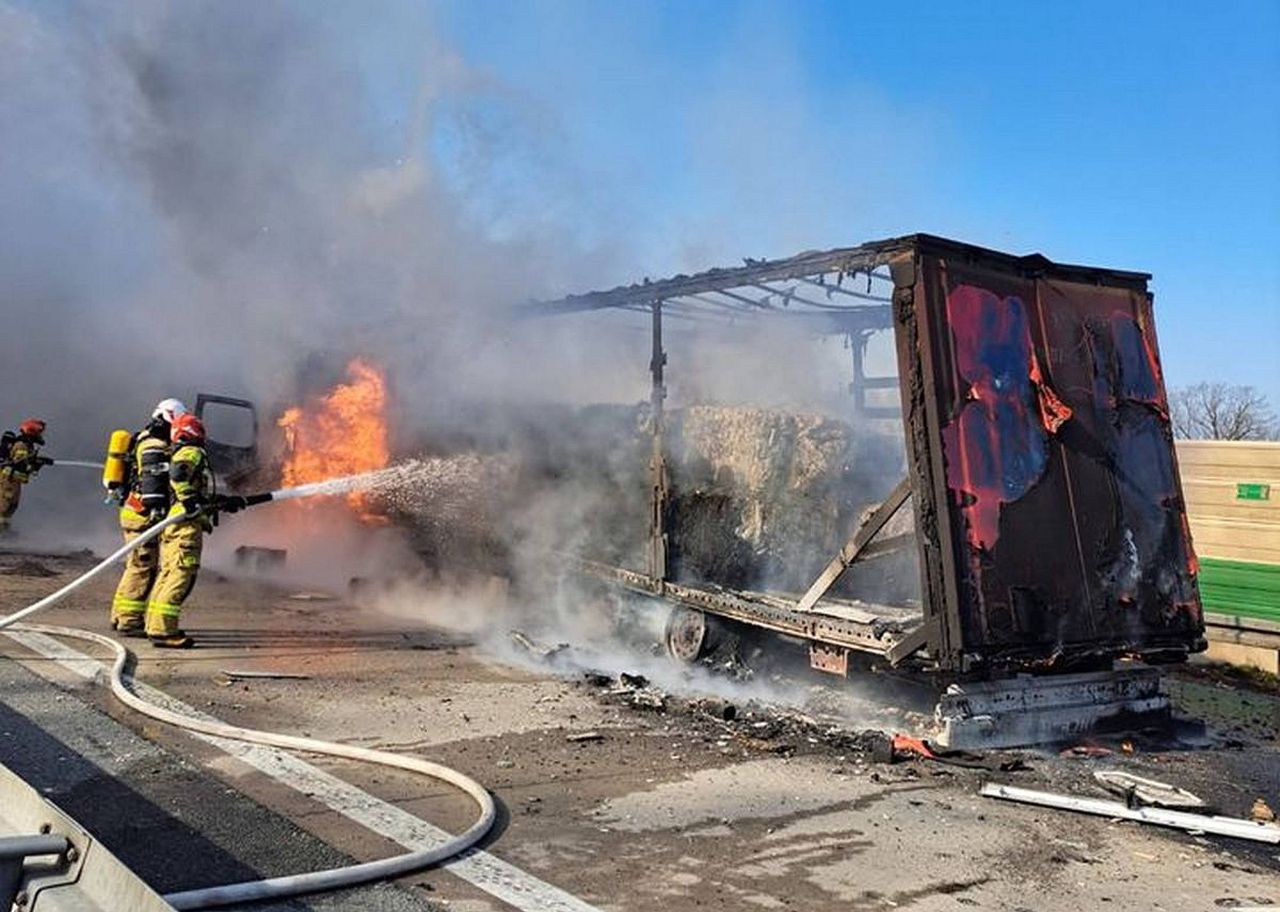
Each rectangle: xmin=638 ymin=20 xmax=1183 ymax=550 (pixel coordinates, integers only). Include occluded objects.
xmin=0 ymin=761 xmax=174 ymax=910
xmin=1204 ymin=611 xmax=1280 ymax=651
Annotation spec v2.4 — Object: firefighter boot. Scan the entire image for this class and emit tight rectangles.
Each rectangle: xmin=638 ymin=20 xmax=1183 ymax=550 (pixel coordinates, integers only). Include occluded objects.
xmin=146 ymin=521 xmax=201 ymax=648
xmin=145 ymin=605 xmax=192 ymax=648
xmin=112 ymin=520 xmax=158 ymax=635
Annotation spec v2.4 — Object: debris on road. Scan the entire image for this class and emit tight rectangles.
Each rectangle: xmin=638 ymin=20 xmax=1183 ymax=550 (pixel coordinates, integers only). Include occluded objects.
xmin=870 ymin=732 xmax=1029 ymax=772
xmin=0 ymin=558 xmax=57 ymax=578
xmin=891 ymin=732 xmax=937 ymax=761
xmin=616 ymin=688 xmax=667 ymax=712
xmin=234 ymin=545 xmax=287 ymax=574
xmin=1094 ymin=770 xmax=1206 ymax=810
xmin=1251 ymin=797 xmax=1276 ymax=823
xmin=221 ymin=670 xmax=312 ymax=681
xmin=1060 ymin=744 xmax=1114 ymax=759
xmin=981 ymin=783 xmax=1280 ymax=844
xmin=865 ymin=731 xmax=895 ymax=764
xmin=566 ymin=731 xmax=605 ymax=743
xmin=510 ymin=630 xmax=571 ymax=662
xmin=692 ymin=697 xmax=737 ymax=721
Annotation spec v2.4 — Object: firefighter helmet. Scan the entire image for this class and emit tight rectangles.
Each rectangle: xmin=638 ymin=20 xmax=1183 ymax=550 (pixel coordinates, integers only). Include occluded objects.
xmin=171 ymin=413 xmax=206 ymax=445
xmin=152 ymin=398 xmax=188 ymax=424
xmin=18 ymin=418 xmax=46 ymax=442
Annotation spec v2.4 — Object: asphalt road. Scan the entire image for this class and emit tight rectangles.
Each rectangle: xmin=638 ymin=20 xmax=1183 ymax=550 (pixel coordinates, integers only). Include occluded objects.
xmin=0 ymin=650 xmax=434 ymax=911
xmin=0 ymin=546 xmax=1278 ymax=911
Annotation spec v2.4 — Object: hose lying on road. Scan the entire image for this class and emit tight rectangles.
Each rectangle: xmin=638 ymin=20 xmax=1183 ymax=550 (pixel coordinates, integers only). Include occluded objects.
xmin=13 ymin=623 xmax=497 ymax=910
xmin=0 ymin=475 xmax=498 ymax=909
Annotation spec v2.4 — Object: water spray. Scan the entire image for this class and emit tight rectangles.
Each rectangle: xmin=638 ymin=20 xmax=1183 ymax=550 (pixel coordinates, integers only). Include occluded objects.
xmin=44 ymin=458 xmax=107 ymax=470
xmin=0 ymin=466 xmax=404 ymax=633
xmin=0 ymin=465 xmax=497 ymax=908
xmin=265 ymin=463 xmax=416 ymax=500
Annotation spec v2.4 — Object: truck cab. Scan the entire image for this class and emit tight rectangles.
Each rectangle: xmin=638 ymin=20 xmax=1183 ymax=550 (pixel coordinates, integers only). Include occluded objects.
xmin=194 ymin=394 xmax=259 ymax=489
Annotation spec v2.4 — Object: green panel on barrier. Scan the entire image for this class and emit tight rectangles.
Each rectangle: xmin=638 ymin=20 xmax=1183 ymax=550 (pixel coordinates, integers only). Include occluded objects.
xmin=1235 ymin=482 xmax=1271 ymax=501
xmin=1198 ymin=556 xmax=1280 ymax=623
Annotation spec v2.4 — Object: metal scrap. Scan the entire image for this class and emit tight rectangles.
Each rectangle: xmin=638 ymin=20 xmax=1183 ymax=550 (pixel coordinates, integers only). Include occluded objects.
xmin=509 ymin=630 xmax=570 ymax=662
xmin=981 ymin=783 xmax=1280 ymax=844
xmin=221 ymin=670 xmax=311 ymax=681
xmin=234 ymin=545 xmax=286 ymax=574
xmin=1093 ymin=771 xmax=1205 ymax=810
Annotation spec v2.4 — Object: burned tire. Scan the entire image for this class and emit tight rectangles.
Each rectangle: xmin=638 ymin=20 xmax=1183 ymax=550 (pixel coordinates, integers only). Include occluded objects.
xmin=664 ymin=606 xmax=718 ymax=663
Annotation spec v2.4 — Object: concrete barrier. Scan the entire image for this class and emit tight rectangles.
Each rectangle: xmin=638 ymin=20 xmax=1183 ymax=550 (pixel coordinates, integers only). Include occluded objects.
xmin=1177 ymin=440 xmax=1280 ymax=674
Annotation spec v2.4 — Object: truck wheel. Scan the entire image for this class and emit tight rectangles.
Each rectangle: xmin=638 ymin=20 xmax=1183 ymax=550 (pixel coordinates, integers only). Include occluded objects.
xmin=664 ymin=606 xmax=717 ymax=663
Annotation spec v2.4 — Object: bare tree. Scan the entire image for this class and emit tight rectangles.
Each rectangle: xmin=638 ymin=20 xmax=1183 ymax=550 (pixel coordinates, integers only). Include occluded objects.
xmin=1169 ymin=383 xmax=1278 ymax=440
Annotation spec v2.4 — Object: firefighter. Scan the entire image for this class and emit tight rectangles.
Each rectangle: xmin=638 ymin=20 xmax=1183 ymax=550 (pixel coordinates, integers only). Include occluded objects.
xmin=111 ymin=399 xmax=187 ymax=635
xmin=0 ymin=419 xmax=52 ymax=533
xmin=146 ymin=413 xmax=245 ymax=648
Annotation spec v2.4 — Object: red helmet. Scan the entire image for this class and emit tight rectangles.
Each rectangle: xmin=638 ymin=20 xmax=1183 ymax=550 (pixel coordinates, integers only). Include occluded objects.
xmin=18 ymin=418 xmax=46 ymax=441
xmin=171 ymin=413 xmax=206 ymax=445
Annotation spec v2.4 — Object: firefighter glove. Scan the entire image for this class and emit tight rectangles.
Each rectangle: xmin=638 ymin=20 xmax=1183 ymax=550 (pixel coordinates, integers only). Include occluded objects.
xmin=216 ymin=495 xmax=248 ymax=514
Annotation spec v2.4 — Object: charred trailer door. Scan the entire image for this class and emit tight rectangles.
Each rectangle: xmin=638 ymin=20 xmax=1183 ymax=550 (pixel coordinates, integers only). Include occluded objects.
xmin=893 ymin=237 xmax=1205 ymax=675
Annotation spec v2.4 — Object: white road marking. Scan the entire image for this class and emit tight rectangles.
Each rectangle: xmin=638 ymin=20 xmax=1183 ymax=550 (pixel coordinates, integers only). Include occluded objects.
xmin=4 ymin=629 xmax=603 ymax=912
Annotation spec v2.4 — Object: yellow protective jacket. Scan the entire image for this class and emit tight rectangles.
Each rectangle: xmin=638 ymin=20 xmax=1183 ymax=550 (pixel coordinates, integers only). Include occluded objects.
xmin=0 ymin=438 xmax=39 ymax=483
xmin=168 ymin=444 xmax=214 ymax=531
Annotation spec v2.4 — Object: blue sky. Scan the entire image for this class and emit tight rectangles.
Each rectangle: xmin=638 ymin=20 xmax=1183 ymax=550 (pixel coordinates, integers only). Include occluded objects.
xmin=423 ymin=0 xmax=1279 ymax=400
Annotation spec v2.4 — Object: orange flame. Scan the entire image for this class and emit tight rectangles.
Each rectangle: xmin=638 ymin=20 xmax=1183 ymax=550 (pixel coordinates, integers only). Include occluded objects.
xmin=278 ymin=358 xmax=390 ymax=518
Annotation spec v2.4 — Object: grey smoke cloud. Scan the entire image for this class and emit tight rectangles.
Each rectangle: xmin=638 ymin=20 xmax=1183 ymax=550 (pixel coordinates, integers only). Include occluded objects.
xmin=0 ymin=2 xmax=636 ymax=449
xmin=0 ymin=2 xmax=637 ymax=545
xmin=0 ymin=5 xmax=914 ymax=729
xmin=0 ymin=1 xmax=897 ymax=575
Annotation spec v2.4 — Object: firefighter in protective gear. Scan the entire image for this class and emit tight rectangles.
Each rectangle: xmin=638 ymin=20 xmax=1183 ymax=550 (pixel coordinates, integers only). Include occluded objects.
xmin=111 ymin=399 xmax=188 ymax=634
xmin=0 ymin=419 xmax=51 ymax=533
xmin=146 ymin=413 xmax=213 ymax=648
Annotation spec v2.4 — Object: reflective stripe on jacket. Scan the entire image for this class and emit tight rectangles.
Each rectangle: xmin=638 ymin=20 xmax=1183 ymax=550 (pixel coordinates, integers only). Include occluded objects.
xmin=168 ymin=445 xmax=214 ymax=530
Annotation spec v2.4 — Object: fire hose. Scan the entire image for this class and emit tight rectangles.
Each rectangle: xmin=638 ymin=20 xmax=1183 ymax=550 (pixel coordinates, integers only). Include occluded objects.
xmin=0 ymin=482 xmax=497 ymax=910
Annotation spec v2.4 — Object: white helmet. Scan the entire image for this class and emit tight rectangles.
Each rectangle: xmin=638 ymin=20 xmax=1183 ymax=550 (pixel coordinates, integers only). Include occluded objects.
xmin=152 ymin=398 xmax=188 ymax=424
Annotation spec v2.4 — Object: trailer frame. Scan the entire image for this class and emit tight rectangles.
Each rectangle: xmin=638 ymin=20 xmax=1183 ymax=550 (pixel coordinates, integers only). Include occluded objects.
xmin=530 ymin=233 xmax=1205 ymax=681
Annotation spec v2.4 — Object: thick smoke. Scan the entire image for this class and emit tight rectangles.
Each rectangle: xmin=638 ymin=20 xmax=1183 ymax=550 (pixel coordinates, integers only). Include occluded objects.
xmin=6 ymin=7 xmax=630 ymax=418
xmin=0 ymin=4 xmax=912 ymax=720
xmin=0 ymin=1 xmax=646 ymax=545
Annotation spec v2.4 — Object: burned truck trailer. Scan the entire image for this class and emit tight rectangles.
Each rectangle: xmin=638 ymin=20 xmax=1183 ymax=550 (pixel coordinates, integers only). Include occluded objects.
xmin=529 ymin=234 xmax=1205 ymax=748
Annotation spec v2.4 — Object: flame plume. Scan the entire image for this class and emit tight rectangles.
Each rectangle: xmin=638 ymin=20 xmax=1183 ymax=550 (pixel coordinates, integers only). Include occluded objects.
xmin=278 ymin=358 xmax=390 ymax=519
